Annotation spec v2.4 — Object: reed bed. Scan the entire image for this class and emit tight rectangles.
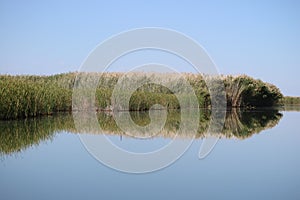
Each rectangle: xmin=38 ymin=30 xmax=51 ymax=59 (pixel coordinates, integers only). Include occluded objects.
xmin=283 ymin=96 xmax=300 ymax=105
xmin=0 ymin=72 xmax=284 ymax=119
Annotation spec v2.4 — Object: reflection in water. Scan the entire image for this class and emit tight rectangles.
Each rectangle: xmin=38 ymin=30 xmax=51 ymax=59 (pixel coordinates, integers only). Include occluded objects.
xmin=0 ymin=115 xmax=76 ymax=156
xmin=0 ymin=109 xmax=283 ymax=156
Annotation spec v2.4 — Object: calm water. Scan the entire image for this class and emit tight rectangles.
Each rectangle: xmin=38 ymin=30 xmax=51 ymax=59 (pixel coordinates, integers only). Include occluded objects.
xmin=0 ymin=108 xmax=299 ymax=200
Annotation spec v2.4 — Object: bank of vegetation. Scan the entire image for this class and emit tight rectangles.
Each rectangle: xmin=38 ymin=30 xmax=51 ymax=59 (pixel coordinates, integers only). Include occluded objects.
xmin=283 ymin=96 xmax=300 ymax=105
xmin=0 ymin=72 xmax=285 ymax=119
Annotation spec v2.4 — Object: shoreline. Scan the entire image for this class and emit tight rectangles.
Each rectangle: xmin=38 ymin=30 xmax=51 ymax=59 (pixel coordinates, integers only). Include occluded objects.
xmin=0 ymin=72 xmax=295 ymax=120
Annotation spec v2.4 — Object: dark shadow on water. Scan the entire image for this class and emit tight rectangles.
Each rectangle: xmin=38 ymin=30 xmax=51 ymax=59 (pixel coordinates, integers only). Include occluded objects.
xmin=0 ymin=108 xmax=288 ymax=156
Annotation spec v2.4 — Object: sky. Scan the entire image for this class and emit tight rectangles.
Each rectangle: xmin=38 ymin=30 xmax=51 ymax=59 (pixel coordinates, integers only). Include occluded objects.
xmin=0 ymin=0 xmax=299 ymax=96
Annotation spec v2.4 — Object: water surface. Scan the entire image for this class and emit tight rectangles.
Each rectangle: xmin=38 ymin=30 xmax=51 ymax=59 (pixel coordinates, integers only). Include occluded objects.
xmin=0 ymin=109 xmax=299 ymax=200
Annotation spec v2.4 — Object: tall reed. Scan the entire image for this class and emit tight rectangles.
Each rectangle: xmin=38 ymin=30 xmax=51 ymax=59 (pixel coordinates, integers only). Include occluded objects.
xmin=0 ymin=72 xmax=284 ymax=119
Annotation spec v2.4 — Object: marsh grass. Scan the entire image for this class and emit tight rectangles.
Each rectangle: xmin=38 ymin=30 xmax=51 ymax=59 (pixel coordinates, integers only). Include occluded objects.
xmin=0 ymin=76 xmax=72 ymax=119
xmin=0 ymin=72 xmax=284 ymax=119
xmin=283 ymin=96 xmax=300 ymax=105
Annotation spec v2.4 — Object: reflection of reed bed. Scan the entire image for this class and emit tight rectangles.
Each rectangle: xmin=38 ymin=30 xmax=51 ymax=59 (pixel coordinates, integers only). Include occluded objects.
xmin=0 ymin=109 xmax=283 ymax=155
xmin=282 ymin=105 xmax=300 ymax=112
xmin=0 ymin=114 xmax=75 ymax=155
xmin=222 ymin=109 xmax=283 ymax=139
xmin=96 ymin=110 xmax=210 ymax=139
xmin=66 ymin=109 xmax=282 ymax=140
xmin=73 ymin=111 xmax=200 ymax=138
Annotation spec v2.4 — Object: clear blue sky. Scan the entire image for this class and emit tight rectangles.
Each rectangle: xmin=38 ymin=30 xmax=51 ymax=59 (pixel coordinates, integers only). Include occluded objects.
xmin=0 ymin=0 xmax=299 ymax=96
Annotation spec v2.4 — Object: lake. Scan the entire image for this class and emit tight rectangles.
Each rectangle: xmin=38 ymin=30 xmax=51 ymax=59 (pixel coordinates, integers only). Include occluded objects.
xmin=0 ymin=108 xmax=299 ymax=200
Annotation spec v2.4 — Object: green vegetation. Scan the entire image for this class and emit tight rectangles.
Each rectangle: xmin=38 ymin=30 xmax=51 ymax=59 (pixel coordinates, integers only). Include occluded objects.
xmin=224 ymin=75 xmax=283 ymax=107
xmin=0 ymin=109 xmax=282 ymax=155
xmin=0 ymin=72 xmax=285 ymax=119
xmin=283 ymin=96 xmax=300 ymax=105
xmin=0 ymin=75 xmax=72 ymax=119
